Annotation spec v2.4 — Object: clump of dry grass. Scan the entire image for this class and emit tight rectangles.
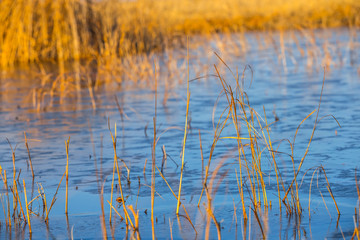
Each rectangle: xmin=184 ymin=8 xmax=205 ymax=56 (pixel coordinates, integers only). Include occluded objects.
xmin=191 ymin=57 xmax=342 ymax=239
xmin=0 ymin=138 xmax=68 ymax=237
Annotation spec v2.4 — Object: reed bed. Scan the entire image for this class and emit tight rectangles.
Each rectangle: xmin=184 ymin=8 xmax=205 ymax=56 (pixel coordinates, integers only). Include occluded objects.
xmin=0 ymin=0 xmax=359 ymax=68
xmin=0 ymin=25 xmax=357 ymax=116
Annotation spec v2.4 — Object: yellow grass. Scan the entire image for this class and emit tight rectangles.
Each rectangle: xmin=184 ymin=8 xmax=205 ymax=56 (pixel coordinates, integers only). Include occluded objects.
xmin=0 ymin=0 xmax=359 ymax=67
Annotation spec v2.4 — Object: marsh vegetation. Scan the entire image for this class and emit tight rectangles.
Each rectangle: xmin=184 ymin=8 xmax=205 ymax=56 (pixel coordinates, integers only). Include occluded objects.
xmin=0 ymin=1 xmax=360 ymax=239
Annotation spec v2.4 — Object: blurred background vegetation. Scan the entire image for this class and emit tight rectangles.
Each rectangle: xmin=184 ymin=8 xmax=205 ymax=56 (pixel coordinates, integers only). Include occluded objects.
xmin=1 ymin=0 xmax=359 ymax=68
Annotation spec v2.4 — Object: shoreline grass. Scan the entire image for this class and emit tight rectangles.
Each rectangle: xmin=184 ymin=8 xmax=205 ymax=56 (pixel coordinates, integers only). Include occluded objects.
xmin=0 ymin=0 xmax=359 ymax=68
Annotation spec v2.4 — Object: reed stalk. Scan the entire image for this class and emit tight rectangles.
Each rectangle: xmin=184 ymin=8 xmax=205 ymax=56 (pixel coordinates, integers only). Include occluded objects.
xmin=23 ymin=180 xmax=32 ymax=234
xmin=108 ymin=121 xmax=117 ymax=224
xmin=151 ymin=61 xmax=158 ymax=240
xmin=176 ymin=38 xmax=190 ymax=215
xmin=24 ymin=132 xmax=35 ymax=179
xmin=65 ymin=137 xmax=70 ymax=215
xmin=1 ymin=170 xmax=11 ymax=228
xmin=45 ymin=171 xmax=66 ymax=222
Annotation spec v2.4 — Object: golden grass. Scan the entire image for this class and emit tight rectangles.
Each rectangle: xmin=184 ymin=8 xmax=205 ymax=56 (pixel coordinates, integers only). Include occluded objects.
xmin=0 ymin=0 xmax=359 ymax=68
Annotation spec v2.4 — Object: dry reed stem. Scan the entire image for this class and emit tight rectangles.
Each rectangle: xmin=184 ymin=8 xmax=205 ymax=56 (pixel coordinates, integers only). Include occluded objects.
xmin=108 ymin=122 xmax=134 ymax=229
xmin=198 ymin=94 xmax=232 ymax=206
xmin=37 ymin=183 xmax=48 ymax=217
xmin=151 ymin=62 xmax=158 ymax=240
xmin=161 ymin=145 xmax=167 ymax=173
xmin=282 ymin=69 xmax=326 ymax=210
xmin=24 ymin=132 xmax=35 ymax=179
xmin=127 ymin=205 xmax=141 ymax=240
xmin=6 ymin=139 xmax=17 ymax=217
xmin=199 ymin=130 xmax=204 ymax=182
xmin=321 ymin=167 xmax=340 ymax=215
xmin=2 ymin=170 xmax=11 ymax=227
xmin=23 ymin=180 xmax=32 ymax=233
xmin=108 ymin=120 xmax=116 ymax=224
xmin=155 ymin=166 xmax=197 ymax=234
xmin=176 ymin=38 xmax=190 ymax=215
xmin=251 ymin=206 xmax=266 ymax=239
xmin=106 ymin=200 xmax=124 ymax=222
xmin=115 ymin=155 xmax=134 ymax=229
xmin=45 ymin=170 xmax=66 ymax=222
xmin=65 ymin=137 xmax=70 ymax=215
xmin=13 ymin=182 xmax=26 ymax=222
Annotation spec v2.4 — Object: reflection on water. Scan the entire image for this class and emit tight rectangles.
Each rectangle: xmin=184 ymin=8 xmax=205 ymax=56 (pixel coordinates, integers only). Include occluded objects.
xmin=0 ymin=28 xmax=360 ymax=239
